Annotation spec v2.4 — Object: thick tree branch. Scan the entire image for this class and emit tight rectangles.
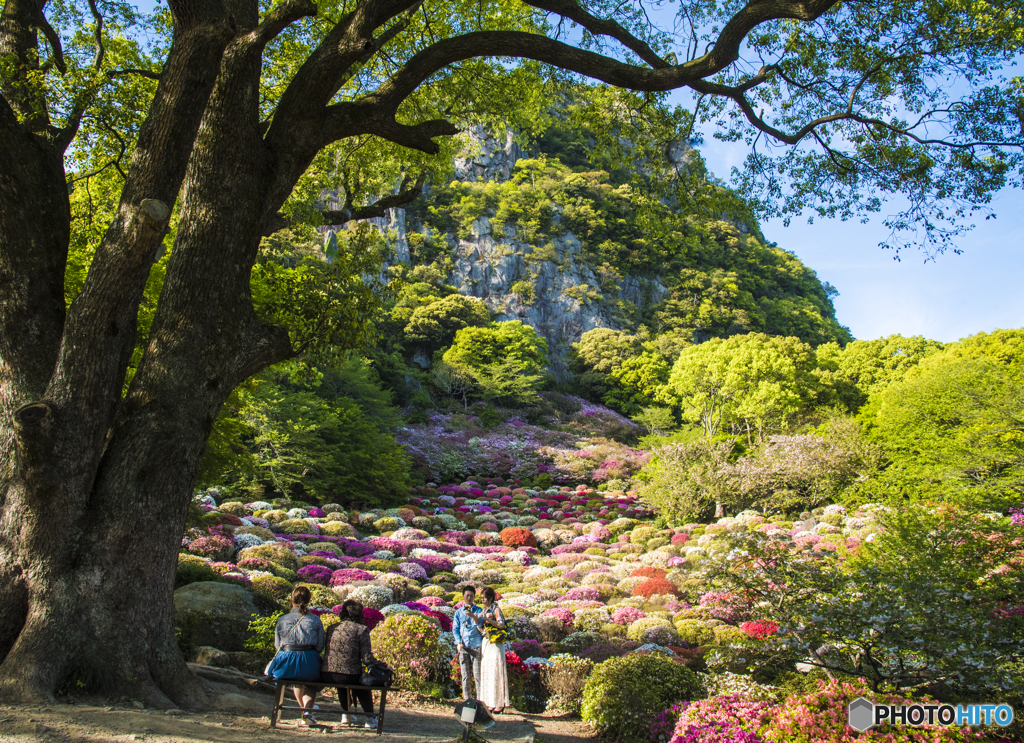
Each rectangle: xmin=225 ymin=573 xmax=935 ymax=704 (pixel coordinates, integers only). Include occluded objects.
xmin=49 ymin=0 xmax=236 ymax=438
xmin=267 ymin=0 xmax=423 ymax=143
xmin=521 ymin=0 xmax=670 ymax=69
xmin=242 ymin=0 xmax=317 ymax=54
xmin=86 ymin=0 xmax=104 ymax=69
xmin=367 ymin=2 xmax=838 ymax=114
xmin=35 ymin=8 xmax=66 ymax=74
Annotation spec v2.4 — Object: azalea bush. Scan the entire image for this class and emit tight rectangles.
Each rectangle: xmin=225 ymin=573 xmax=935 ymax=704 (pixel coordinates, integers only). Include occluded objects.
xmin=371 ymin=614 xmax=448 ymax=693
xmin=581 ymin=653 xmax=704 ymax=743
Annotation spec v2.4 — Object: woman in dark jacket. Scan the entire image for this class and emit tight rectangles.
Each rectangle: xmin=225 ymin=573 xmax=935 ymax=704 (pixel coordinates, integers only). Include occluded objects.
xmin=322 ymin=600 xmax=377 ymax=728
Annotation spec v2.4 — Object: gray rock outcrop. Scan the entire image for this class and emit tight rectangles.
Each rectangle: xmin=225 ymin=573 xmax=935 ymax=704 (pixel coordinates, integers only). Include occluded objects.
xmin=174 ymin=581 xmax=259 ymax=652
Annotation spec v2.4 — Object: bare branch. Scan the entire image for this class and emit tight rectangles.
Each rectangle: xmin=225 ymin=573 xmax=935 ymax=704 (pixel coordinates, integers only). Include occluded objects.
xmin=106 ymin=68 xmax=162 ymax=81
xmin=262 ymin=173 xmax=429 ymax=235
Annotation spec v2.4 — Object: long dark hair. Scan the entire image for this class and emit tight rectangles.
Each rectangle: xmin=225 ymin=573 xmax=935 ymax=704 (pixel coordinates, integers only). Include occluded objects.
xmin=291 ymin=586 xmax=311 ymax=615
xmin=341 ymin=599 xmax=364 ymax=624
xmin=480 ymin=586 xmax=496 ymax=603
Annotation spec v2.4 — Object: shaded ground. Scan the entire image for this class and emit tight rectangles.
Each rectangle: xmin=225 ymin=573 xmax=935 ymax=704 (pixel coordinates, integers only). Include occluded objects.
xmin=0 ymin=677 xmax=601 ymax=743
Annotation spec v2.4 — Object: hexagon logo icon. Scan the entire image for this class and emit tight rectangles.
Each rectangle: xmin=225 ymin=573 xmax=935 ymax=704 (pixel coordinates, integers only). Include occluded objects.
xmin=848 ymin=697 xmax=874 ymax=731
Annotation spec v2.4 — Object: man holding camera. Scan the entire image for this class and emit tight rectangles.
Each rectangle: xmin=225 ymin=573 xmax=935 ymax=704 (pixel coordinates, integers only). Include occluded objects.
xmin=452 ymin=586 xmax=484 ymax=701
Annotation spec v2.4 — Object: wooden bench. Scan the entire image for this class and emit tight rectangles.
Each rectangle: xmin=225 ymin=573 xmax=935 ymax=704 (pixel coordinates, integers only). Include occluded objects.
xmin=269 ymin=679 xmax=394 ymax=735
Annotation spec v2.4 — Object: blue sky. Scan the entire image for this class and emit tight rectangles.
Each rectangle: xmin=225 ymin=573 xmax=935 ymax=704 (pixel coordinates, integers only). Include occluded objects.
xmin=697 ymin=138 xmax=1024 ymax=344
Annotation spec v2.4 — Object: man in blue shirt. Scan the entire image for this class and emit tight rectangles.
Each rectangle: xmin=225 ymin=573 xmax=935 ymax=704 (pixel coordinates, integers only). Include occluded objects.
xmin=452 ymin=586 xmax=484 ymax=700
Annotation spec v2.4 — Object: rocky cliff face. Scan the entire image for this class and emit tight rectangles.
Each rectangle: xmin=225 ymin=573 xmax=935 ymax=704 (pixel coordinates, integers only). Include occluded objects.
xmin=385 ymin=126 xmax=668 ymax=377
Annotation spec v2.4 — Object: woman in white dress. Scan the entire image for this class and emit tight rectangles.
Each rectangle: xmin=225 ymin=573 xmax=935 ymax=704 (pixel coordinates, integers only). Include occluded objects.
xmin=474 ymin=586 xmax=510 ymax=713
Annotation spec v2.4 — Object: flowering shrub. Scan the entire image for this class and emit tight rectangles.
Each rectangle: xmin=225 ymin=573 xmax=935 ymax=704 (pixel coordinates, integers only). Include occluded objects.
xmin=627 ymin=617 xmax=677 ymax=643
xmin=187 ymin=536 xmax=234 ymax=561
xmin=763 ymin=681 xmax=982 ymax=743
xmin=409 ymin=554 xmax=455 ymax=574
xmin=698 ymin=592 xmax=748 ymax=624
xmin=670 ymin=694 xmax=774 ymax=743
xmin=509 ymin=639 xmax=546 ymax=659
xmin=175 ymin=556 xmax=220 ymax=588
xmin=347 ymin=585 xmax=394 ymax=609
xmin=561 ymin=586 xmax=601 ymax=602
xmin=251 ymin=574 xmax=294 ymax=604
xmin=329 ymin=568 xmax=375 ymax=586
xmin=581 ymin=653 xmax=703 ymax=743
xmin=631 ymin=566 xmax=669 ymax=580
xmin=238 ymin=543 xmax=301 ymax=571
xmin=501 ymin=527 xmax=538 ymax=549
xmin=739 ymin=621 xmax=778 ymax=640
xmin=540 ymin=607 xmax=575 ymax=626
xmin=397 ymin=562 xmax=429 ymax=581
xmin=371 ymin=614 xmax=448 ymax=693
xmin=296 ymin=565 xmax=334 ymax=585
xmin=651 ymin=704 xmax=684 ymax=743
xmin=633 ymin=578 xmax=682 ymax=599
xmin=611 ymin=606 xmax=646 ymax=625
xmin=361 ymin=607 xmax=384 ymax=630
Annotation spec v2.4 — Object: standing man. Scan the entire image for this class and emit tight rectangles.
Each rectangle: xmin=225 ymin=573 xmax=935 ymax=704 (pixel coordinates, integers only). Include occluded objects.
xmin=452 ymin=586 xmax=484 ymax=701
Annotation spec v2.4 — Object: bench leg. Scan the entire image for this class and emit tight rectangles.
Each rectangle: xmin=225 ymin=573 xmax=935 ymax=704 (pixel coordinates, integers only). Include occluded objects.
xmin=377 ymin=690 xmax=386 ymax=736
xmin=270 ymin=682 xmax=286 ymax=728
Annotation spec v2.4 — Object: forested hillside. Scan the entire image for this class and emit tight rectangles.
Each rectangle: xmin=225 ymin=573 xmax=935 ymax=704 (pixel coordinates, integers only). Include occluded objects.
xmin=194 ymin=121 xmax=863 ymax=501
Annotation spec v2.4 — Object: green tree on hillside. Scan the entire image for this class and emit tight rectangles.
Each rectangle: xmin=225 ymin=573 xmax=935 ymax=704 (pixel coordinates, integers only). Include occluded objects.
xmin=815 ymin=334 xmax=946 ymax=411
xmin=442 ymin=321 xmax=549 ymax=405
xmin=199 ymin=359 xmax=410 ymax=506
xmin=863 ymin=335 xmax=1024 ymax=508
xmin=668 ymin=334 xmax=817 ymax=441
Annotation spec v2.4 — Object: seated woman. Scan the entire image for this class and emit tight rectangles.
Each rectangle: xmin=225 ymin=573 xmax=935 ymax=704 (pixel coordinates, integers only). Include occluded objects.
xmin=266 ymin=586 xmax=326 ymax=726
xmin=322 ymin=599 xmax=378 ymax=729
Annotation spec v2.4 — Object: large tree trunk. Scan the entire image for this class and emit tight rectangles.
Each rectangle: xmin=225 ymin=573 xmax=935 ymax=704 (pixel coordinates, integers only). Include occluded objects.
xmin=0 ymin=0 xmax=243 ymax=707
xmin=0 ymin=0 xmax=471 ymax=707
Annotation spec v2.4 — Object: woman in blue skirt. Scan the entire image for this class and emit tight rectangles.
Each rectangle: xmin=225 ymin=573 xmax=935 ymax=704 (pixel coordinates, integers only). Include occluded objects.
xmin=266 ymin=586 xmax=325 ymax=725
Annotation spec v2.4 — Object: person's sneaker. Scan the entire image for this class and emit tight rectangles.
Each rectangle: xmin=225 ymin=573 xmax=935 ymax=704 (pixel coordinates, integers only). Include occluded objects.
xmin=300 ymin=712 xmax=317 ymax=726
xmin=341 ymin=714 xmax=356 ymax=725
xmin=364 ymin=716 xmax=379 ymax=729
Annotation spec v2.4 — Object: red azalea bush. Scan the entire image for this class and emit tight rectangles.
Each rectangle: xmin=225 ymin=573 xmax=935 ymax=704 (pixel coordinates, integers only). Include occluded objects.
xmin=633 ymin=578 xmax=682 ymax=599
xmin=423 ymin=609 xmax=453 ymax=632
xmin=740 ymin=620 xmax=779 ymax=639
xmin=671 ymin=533 xmax=691 ymax=547
xmin=500 ymin=527 xmax=538 ymax=549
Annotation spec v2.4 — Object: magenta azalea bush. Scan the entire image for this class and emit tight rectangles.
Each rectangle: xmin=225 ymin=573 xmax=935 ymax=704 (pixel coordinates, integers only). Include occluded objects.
xmin=329 ymin=568 xmax=375 ymax=586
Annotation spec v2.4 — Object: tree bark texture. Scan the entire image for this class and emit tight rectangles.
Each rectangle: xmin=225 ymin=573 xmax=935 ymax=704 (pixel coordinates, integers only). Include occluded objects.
xmin=0 ymin=0 xmax=843 ymax=706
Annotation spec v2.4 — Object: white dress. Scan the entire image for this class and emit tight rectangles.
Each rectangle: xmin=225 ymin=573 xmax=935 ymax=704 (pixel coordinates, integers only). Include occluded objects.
xmin=477 ymin=606 xmax=510 ymax=710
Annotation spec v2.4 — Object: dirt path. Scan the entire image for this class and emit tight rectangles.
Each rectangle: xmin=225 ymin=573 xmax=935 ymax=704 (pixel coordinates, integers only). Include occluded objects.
xmin=0 ymin=682 xmax=600 ymax=743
